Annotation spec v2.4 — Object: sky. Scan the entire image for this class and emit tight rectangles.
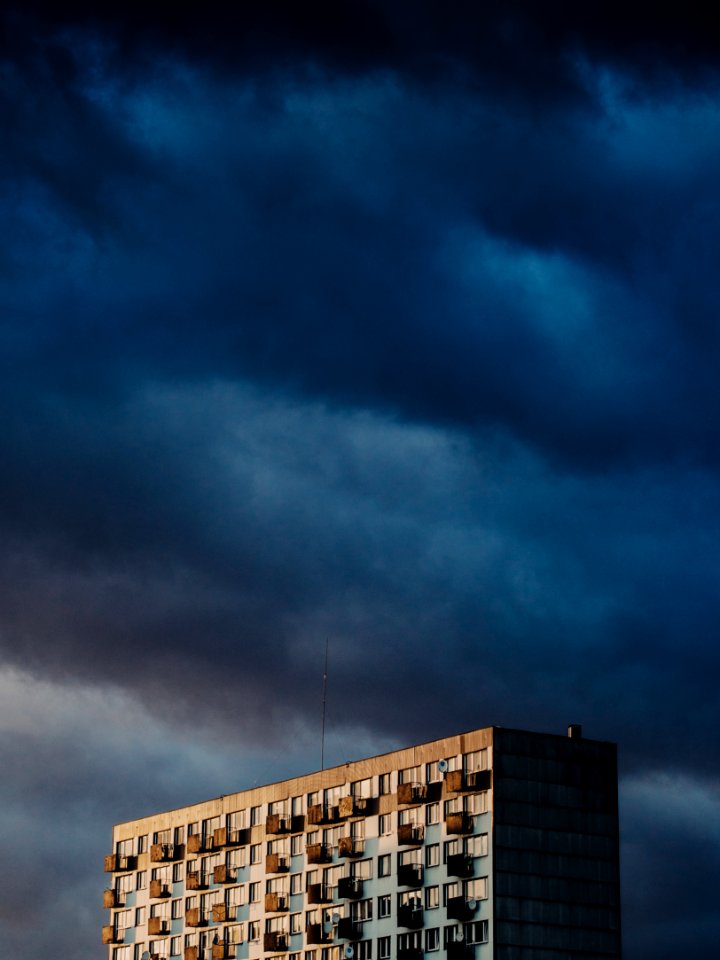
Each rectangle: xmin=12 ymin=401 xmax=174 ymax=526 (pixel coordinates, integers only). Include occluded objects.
xmin=1 ymin=2 xmax=719 ymax=957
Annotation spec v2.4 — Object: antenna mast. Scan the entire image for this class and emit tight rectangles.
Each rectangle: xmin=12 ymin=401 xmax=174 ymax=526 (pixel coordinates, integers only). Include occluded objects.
xmin=321 ymin=638 xmax=329 ymax=770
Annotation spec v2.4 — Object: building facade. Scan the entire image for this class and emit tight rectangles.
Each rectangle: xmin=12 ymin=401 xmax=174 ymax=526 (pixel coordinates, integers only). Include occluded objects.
xmin=103 ymin=725 xmax=621 ymax=960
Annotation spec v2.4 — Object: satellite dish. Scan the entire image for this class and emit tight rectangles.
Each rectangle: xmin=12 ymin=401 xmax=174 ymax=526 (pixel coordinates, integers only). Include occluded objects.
xmin=331 ymin=912 xmax=341 ymax=925
xmin=323 ymin=921 xmax=333 ymax=935
xmin=345 ymin=947 xmax=355 ymax=959
xmin=438 ymin=759 xmax=449 ymax=774
xmin=455 ymin=929 xmax=464 ymax=942
xmin=141 ymin=953 xmax=151 ymax=960
xmin=466 ymin=899 xmax=477 ymax=913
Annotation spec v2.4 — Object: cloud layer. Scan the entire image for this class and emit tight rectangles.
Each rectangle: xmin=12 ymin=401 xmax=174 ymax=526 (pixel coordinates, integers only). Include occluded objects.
xmin=1 ymin=5 xmax=720 ymax=958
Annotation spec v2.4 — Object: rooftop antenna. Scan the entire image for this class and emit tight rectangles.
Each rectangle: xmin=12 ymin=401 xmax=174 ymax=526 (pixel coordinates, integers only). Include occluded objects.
xmin=321 ymin=638 xmax=329 ymax=770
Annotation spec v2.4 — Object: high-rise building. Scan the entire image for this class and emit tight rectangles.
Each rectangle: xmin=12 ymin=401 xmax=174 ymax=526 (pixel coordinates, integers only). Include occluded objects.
xmin=103 ymin=725 xmax=621 ymax=960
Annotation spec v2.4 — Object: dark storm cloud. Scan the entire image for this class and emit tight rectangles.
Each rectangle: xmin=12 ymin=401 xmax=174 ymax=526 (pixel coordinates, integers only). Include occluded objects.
xmin=2 ymin=6 xmax=720 ymax=960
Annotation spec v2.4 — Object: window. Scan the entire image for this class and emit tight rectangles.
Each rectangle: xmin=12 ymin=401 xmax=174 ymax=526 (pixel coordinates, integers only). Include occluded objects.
xmin=137 ymin=835 xmax=147 ymax=854
xmin=352 ymin=778 xmax=372 ymax=799
xmin=465 ymin=877 xmax=488 ymax=901
xmin=292 ymin=796 xmax=303 ymax=816
xmin=290 ymin=913 xmax=302 ymax=935
xmin=443 ymin=883 xmax=460 ymax=905
xmin=425 ymin=929 xmax=439 ymax=952
xmin=291 ymin=834 xmax=303 ymax=856
xmin=136 ymin=871 xmax=146 ymax=891
xmin=397 ymin=932 xmax=421 ymax=952
xmin=425 ymin=803 xmax=440 ymax=826
xmin=250 ymin=806 xmax=262 ymax=826
xmin=135 ymin=907 xmax=146 ymax=926
xmin=250 ymin=844 xmax=262 ymax=864
xmin=425 ymin=844 xmax=439 ymax=868
xmin=351 ymin=858 xmax=373 ymax=880
xmin=464 ymin=793 xmax=487 ymax=815
xmin=113 ymin=948 xmax=132 ymax=960
xmin=249 ymin=921 xmax=260 ymax=941
xmin=465 ymin=834 xmax=488 ymax=858
xmin=463 ymin=750 xmax=488 ymax=773
xmin=352 ymin=898 xmax=373 ymax=922
xmin=172 ymin=899 xmax=183 ymax=920
xmin=290 ymin=873 xmax=303 ymax=895
xmin=174 ymin=826 xmax=185 ymax=846
xmin=133 ymin=946 xmax=146 ymax=960
xmin=378 ymin=938 xmax=391 ymax=960
xmin=170 ymin=936 xmax=181 ymax=957
xmin=356 ymin=940 xmax=372 ymax=960
xmin=424 ymin=887 xmax=439 ymax=910
xmin=398 ymin=766 xmax=420 ymax=785
xmin=443 ymin=840 xmax=460 ymax=861
xmin=379 ymin=814 xmax=392 ymax=836
xmin=173 ymin=862 xmax=184 ymax=882
xmin=466 ymin=921 xmax=489 ymax=944
xmin=249 ymin=883 xmax=260 ymax=902
xmin=378 ymin=895 xmax=391 ymax=918
xmin=379 ymin=773 xmax=391 ymax=796
xmin=378 ymin=855 xmax=391 ymax=877
xmin=305 ymin=951 xmax=317 ymax=960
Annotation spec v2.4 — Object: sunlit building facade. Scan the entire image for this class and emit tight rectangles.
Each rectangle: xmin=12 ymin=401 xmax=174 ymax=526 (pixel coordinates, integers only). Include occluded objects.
xmin=103 ymin=725 xmax=621 ymax=960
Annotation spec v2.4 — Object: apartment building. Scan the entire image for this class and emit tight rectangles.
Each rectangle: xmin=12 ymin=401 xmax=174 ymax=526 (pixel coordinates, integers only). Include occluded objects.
xmin=103 ymin=725 xmax=621 ymax=960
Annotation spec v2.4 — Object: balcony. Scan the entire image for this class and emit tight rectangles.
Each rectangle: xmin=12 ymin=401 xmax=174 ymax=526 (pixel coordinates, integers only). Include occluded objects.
xmin=187 ymin=834 xmax=211 ymax=855
xmin=337 ymin=877 xmax=363 ymax=900
xmin=397 ymin=783 xmax=428 ymax=805
xmin=337 ymin=917 xmax=361 ymax=941
xmin=337 ymin=795 xmax=374 ymax=818
xmin=446 ymin=897 xmax=477 ymax=922
xmin=263 ymin=932 xmax=288 ymax=952
xmin=338 ymin=836 xmax=364 ymax=858
xmin=397 ymin=863 xmax=424 ymax=888
xmin=306 ymin=843 xmax=333 ymax=864
xmin=398 ymin=825 xmax=424 ymax=846
xmin=150 ymin=842 xmax=177 ymax=862
xmin=185 ymin=907 xmax=203 ymax=928
xmin=212 ymin=942 xmax=236 ymax=960
xmin=397 ymin=949 xmax=423 ymax=960
xmin=307 ymin=804 xmax=339 ymax=825
xmin=101 ymin=926 xmax=121 ymax=945
xmin=445 ymin=770 xmax=491 ymax=793
xmin=266 ymin=853 xmax=290 ymax=874
xmin=103 ymin=889 xmax=120 ymax=908
xmin=446 ymin=854 xmax=473 ymax=878
xmin=446 ymin=945 xmax=474 ymax=960
xmin=184 ymin=948 xmax=199 ymax=960
xmin=307 ymin=882 xmax=334 ymax=904
xmin=148 ymin=917 xmax=170 ymax=935
xmin=104 ymin=854 xmax=118 ymax=873
xmin=305 ymin=924 xmax=331 ymax=945
xmin=265 ymin=892 xmax=289 ymax=912
xmin=266 ymin=813 xmax=297 ymax=835
xmin=149 ymin=879 xmax=171 ymax=899
xmin=213 ymin=903 xmax=235 ymax=923
xmin=398 ymin=906 xmax=423 ymax=929
xmin=214 ymin=826 xmax=250 ymax=848
xmin=214 ymin=865 xmax=237 ymax=885
xmin=186 ymin=871 xmax=207 ymax=891
xmin=445 ymin=813 xmax=473 ymax=836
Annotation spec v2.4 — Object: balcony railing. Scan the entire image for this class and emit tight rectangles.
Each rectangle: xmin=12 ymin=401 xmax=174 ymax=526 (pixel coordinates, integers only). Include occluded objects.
xmin=445 ymin=813 xmax=473 ymax=836
xmin=148 ymin=917 xmax=170 ymax=936
xmin=212 ymin=942 xmax=237 ymax=960
xmin=263 ymin=932 xmax=288 ymax=952
xmin=214 ymin=826 xmax=250 ymax=848
xmin=446 ymin=944 xmax=474 ymax=960
xmin=445 ymin=770 xmax=491 ymax=793
xmin=307 ymin=804 xmax=340 ymax=825
xmin=307 ymin=882 xmax=335 ymax=904
xmin=398 ymin=824 xmax=424 ymax=846
xmin=397 ymin=863 xmax=424 ymax=888
xmin=397 ymin=949 xmax=423 ymax=960
xmin=446 ymin=854 xmax=473 ymax=878
xmin=150 ymin=879 xmax=172 ymax=899
xmin=337 ymin=876 xmax=364 ymax=900
xmin=446 ymin=897 xmax=478 ymax=921
xmin=338 ymin=836 xmax=365 ymax=857
xmin=101 ymin=926 xmax=121 ymax=945
xmin=150 ymin=842 xmax=178 ymax=862
xmin=103 ymin=889 xmax=120 ymax=908
xmin=397 ymin=783 xmax=428 ymax=805
xmin=186 ymin=871 xmax=207 ymax=891
xmin=266 ymin=853 xmax=290 ymax=874
xmin=187 ymin=834 xmax=212 ymax=855
xmin=185 ymin=907 xmax=203 ymax=928
xmin=214 ymin=865 xmax=237 ymax=885
xmin=337 ymin=917 xmax=362 ymax=941
xmin=265 ymin=892 xmax=289 ymax=912
xmin=306 ymin=843 xmax=333 ymax=864
xmin=398 ymin=905 xmax=423 ymax=929
xmin=305 ymin=924 xmax=332 ymax=945
xmin=213 ymin=903 xmax=236 ymax=923
xmin=184 ymin=948 xmax=198 ymax=960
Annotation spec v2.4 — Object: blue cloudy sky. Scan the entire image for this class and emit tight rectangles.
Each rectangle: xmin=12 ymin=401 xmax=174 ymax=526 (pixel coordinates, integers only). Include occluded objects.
xmin=1 ymin=3 xmax=720 ymax=957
